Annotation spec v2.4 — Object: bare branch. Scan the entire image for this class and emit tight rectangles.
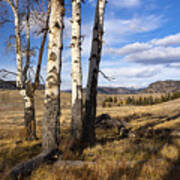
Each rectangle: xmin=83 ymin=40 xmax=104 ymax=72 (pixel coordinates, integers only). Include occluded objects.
xmin=33 ymin=2 xmax=50 ymax=91
xmin=23 ymin=0 xmax=31 ymax=85
xmin=5 ymin=0 xmax=16 ymax=14
xmin=0 ymin=18 xmax=12 ymax=26
xmin=99 ymin=70 xmax=115 ymax=81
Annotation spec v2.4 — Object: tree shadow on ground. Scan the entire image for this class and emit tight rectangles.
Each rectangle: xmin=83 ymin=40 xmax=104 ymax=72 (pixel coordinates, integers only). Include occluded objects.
xmin=107 ymin=129 xmax=179 ymax=180
xmin=93 ymin=112 xmax=180 ymax=180
xmin=162 ymin=139 xmax=180 ymax=180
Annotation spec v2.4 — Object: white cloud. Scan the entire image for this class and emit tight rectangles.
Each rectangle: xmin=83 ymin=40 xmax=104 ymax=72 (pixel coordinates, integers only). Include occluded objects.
xmin=105 ymin=42 xmax=153 ymax=56
xmin=105 ymin=32 xmax=180 ymax=65
xmin=168 ymin=63 xmax=180 ymax=68
xmin=111 ymin=0 xmax=141 ymax=8
xmin=124 ymin=47 xmax=180 ymax=64
xmin=109 ymin=33 xmax=180 ymax=55
xmin=97 ymin=65 xmax=167 ymax=88
xmin=151 ymin=33 xmax=180 ymax=46
xmin=79 ymin=14 xmax=164 ymax=58
xmin=101 ymin=66 xmax=161 ymax=79
xmin=88 ymin=0 xmax=141 ymax=8
xmin=104 ymin=15 xmax=163 ymax=45
xmin=97 ymin=64 xmax=180 ymax=89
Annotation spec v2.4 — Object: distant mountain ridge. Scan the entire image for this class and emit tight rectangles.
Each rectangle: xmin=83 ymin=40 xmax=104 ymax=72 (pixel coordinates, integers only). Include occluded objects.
xmin=0 ymin=79 xmax=16 ymax=90
xmin=1 ymin=80 xmax=180 ymax=94
xmin=0 ymin=80 xmax=44 ymax=90
xmin=96 ymin=87 xmax=142 ymax=94
xmin=142 ymin=80 xmax=180 ymax=93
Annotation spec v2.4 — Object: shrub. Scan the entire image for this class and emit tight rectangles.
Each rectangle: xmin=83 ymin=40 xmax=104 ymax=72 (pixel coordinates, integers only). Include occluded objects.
xmin=102 ymin=101 xmax=106 ymax=108
xmin=108 ymin=103 xmax=112 ymax=107
xmin=113 ymin=97 xmax=118 ymax=103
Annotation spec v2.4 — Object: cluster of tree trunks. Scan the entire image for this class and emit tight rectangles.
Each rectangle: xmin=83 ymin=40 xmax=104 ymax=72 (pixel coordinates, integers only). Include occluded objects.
xmin=4 ymin=0 xmax=50 ymax=141
xmin=4 ymin=0 xmax=108 ymax=178
xmin=4 ymin=0 xmax=107 ymax=147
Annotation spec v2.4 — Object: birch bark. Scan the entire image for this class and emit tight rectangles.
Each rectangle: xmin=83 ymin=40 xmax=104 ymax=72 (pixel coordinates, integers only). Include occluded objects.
xmin=22 ymin=1 xmax=37 ymax=140
xmin=71 ymin=0 xmax=83 ymax=145
xmin=42 ymin=0 xmax=64 ymax=151
xmin=9 ymin=0 xmax=23 ymax=88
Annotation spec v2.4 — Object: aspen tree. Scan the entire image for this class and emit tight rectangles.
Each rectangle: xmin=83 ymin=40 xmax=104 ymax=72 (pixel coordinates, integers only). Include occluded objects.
xmin=83 ymin=0 xmax=107 ymax=146
xmin=3 ymin=0 xmax=50 ymax=140
xmin=71 ymin=0 xmax=83 ymax=146
xmin=42 ymin=0 xmax=64 ymax=151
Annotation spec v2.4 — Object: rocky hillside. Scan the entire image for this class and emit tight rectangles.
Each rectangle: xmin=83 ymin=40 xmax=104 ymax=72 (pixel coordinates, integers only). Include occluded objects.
xmin=142 ymin=80 xmax=180 ymax=93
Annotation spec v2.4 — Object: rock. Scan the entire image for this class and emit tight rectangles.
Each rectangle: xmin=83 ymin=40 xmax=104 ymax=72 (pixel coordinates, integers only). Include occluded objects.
xmin=95 ymin=114 xmax=129 ymax=137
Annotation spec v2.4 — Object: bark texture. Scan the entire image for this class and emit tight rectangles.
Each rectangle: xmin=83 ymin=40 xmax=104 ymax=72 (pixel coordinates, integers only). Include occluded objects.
xmin=14 ymin=12 xmax=23 ymax=89
xmin=23 ymin=1 xmax=30 ymax=86
xmin=6 ymin=0 xmax=23 ymax=88
xmin=23 ymin=1 xmax=37 ymax=140
xmin=23 ymin=82 xmax=37 ymax=140
xmin=71 ymin=0 xmax=83 ymax=144
xmin=24 ymin=95 xmax=36 ymax=140
xmin=42 ymin=0 xmax=64 ymax=151
xmin=83 ymin=0 xmax=106 ymax=146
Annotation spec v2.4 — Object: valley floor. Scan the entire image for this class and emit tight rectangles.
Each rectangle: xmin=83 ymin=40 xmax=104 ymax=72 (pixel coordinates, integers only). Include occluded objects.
xmin=0 ymin=90 xmax=180 ymax=180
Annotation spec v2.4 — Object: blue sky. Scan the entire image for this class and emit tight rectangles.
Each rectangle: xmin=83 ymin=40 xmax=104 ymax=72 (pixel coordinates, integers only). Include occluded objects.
xmin=1 ymin=0 xmax=180 ymax=89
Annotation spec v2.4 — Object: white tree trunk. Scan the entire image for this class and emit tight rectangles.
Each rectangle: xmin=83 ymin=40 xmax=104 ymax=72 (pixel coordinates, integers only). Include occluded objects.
xmin=24 ymin=89 xmax=36 ymax=140
xmin=23 ymin=1 xmax=30 ymax=84
xmin=7 ymin=0 xmax=23 ymax=88
xmin=71 ymin=0 xmax=83 ymax=144
xmin=83 ymin=0 xmax=106 ymax=145
xmin=42 ymin=0 xmax=64 ymax=151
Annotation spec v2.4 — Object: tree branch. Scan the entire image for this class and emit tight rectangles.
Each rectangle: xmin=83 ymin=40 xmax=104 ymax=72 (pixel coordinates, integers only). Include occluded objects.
xmin=99 ymin=70 xmax=115 ymax=81
xmin=33 ymin=3 xmax=50 ymax=91
xmin=6 ymin=0 xmax=16 ymax=14
xmin=23 ymin=0 xmax=31 ymax=85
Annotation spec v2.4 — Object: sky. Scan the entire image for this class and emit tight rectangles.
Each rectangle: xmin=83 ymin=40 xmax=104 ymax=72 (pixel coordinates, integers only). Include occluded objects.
xmin=1 ymin=0 xmax=180 ymax=89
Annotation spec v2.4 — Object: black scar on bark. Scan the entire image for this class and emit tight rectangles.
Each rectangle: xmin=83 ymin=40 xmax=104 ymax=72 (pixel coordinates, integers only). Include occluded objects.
xmin=49 ymin=52 xmax=57 ymax=61
xmin=55 ymin=22 xmax=60 ymax=29
xmin=46 ymin=75 xmax=57 ymax=82
xmin=49 ymin=66 xmax=58 ymax=74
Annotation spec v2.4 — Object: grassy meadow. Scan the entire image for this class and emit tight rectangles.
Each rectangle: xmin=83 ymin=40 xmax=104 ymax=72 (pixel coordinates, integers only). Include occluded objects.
xmin=0 ymin=90 xmax=180 ymax=179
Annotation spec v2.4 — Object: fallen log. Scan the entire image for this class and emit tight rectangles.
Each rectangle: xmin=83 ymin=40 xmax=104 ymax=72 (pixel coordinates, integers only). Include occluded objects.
xmin=7 ymin=149 xmax=60 ymax=180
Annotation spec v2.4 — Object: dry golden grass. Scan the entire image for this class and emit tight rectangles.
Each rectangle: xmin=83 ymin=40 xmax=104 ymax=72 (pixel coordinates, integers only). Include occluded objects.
xmin=0 ymin=90 xmax=180 ymax=180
